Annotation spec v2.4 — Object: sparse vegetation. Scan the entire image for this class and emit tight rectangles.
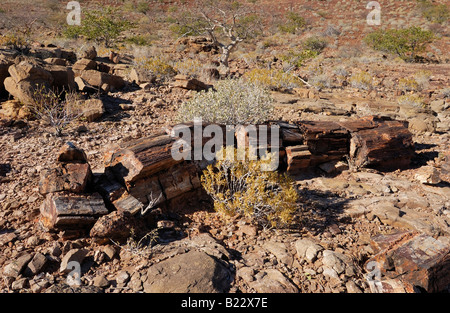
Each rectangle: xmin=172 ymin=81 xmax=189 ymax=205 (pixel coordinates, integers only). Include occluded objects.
xmin=134 ymin=56 xmax=177 ymax=81
xmin=278 ymin=12 xmax=307 ymax=34
xmin=349 ymin=71 xmax=373 ymax=90
xmin=63 ymin=7 xmax=133 ymax=47
xmin=201 ymin=146 xmax=299 ymax=229
xmin=364 ymin=26 xmax=434 ymax=62
xmin=418 ymin=0 xmax=449 ymax=24
xmin=28 ymin=86 xmax=84 ymax=137
xmin=397 ymin=94 xmax=425 ymax=108
xmin=244 ymin=68 xmax=304 ymax=90
xmin=177 ymin=79 xmax=273 ymax=125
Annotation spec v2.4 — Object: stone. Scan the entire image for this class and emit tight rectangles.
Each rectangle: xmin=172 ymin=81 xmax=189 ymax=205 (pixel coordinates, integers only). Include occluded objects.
xmin=414 ymin=166 xmax=441 ymax=185
xmin=82 ymin=46 xmax=97 ymax=60
xmin=44 ymin=64 xmax=76 ymax=91
xmin=57 ymin=142 xmax=88 ymax=163
xmin=4 ymin=61 xmax=54 ymax=105
xmin=264 ymin=241 xmax=294 ymax=266
xmin=0 ymin=231 xmax=16 ymax=246
xmin=248 ymin=269 xmax=298 ymax=293
xmin=143 ymin=250 xmax=232 ymax=293
xmin=72 ymin=58 xmax=97 ymax=76
xmin=0 ymin=100 xmax=32 ymax=120
xmin=3 ymin=253 xmax=33 ymax=278
xmin=93 ymin=275 xmax=110 ymax=288
xmin=24 ymin=252 xmax=48 ymax=276
xmin=11 ymin=277 xmax=29 ymax=291
xmin=322 ymin=250 xmax=347 ymax=275
xmin=44 ymin=58 xmax=68 ymax=66
xmin=60 ymin=248 xmax=88 ymax=273
xmin=129 ymin=68 xmax=156 ymax=85
xmin=173 ymin=74 xmax=210 ymax=91
xmin=409 ymin=116 xmax=436 ymax=133
xmin=90 ymin=210 xmax=145 ymax=243
xmin=80 ymin=70 xmax=125 ymax=90
xmin=295 ymin=238 xmax=324 ymax=262
xmin=345 ymin=280 xmax=363 ymax=293
xmin=81 ymin=99 xmax=105 ymax=122
xmin=116 ymin=271 xmax=130 ymax=285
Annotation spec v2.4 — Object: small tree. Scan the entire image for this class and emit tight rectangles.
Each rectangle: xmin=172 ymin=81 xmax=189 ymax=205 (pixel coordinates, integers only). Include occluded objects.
xmin=364 ymin=26 xmax=434 ymax=62
xmin=169 ymin=0 xmax=262 ymax=70
xmin=64 ymin=7 xmax=132 ymax=47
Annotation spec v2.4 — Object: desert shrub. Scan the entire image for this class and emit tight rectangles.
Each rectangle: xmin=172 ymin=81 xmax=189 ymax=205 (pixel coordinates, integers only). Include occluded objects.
xmin=398 ymin=78 xmax=420 ymax=92
xmin=0 ymin=33 xmax=26 ymax=48
xmin=63 ymin=7 xmax=133 ymax=47
xmin=413 ymin=70 xmax=432 ymax=90
xmin=279 ymin=49 xmax=318 ymax=69
xmin=28 ymin=86 xmax=84 ymax=136
xmin=177 ymin=79 xmax=273 ymax=125
xmin=202 ymin=146 xmax=299 ymax=229
xmin=125 ymin=34 xmax=153 ymax=46
xmin=244 ymin=68 xmax=303 ymax=90
xmin=418 ymin=0 xmax=449 ymax=24
xmin=173 ymin=58 xmax=204 ymax=77
xmin=349 ymin=71 xmax=373 ymax=90
xmin=309 ymin=73 xmax=333 ymax=89
xmin=134 ymin=56 xmax=177 ymax=81
xmin=303 ymin=36 xmax=328 ymax=53
xmin=397 ymin=94 xmax=425 ymax=108
xmin=364 ymin=26 xmax=434 ymax=62
xmin=278 ymin=12 xmax=307 ymax=34
xmin=441 ymin=87 xmax=450 ymax=98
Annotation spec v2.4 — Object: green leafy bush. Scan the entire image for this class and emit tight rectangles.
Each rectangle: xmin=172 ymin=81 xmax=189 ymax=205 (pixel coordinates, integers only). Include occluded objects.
xmin=202 ymin=146 xmax=299 ymax=229
xmin=278 ymin=12 xmax=307 ymax=34
xmin=177 ymin=79 xmax=273 ymax=125
xmin=303 ymin=36 xmax=327 ymax=53
xmin=63 ymin=7 xmax=133 ymax=47
xmin=418 ymin=0 xmax=449 ymax=24
xmin=364 ymin=26 xmax=434 ymax=62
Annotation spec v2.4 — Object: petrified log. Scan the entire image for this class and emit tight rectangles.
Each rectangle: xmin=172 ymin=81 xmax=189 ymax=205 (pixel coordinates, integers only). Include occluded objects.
xmin=40 ymin=192 xmax=109 ymax=230
xmin=277 ymin=122 xmax=303 ymax=146
xmin=297 ymin=121 xmax=350 ymax=162
xmin=285 ymin=145 xmax=311 ymax=173
xmin=340 ymin=116 xmax=414 ymax=169
xmin=367 ymin=231 xmax=450 ymax=292
xmin=105 ymin=134 xmax=183 ymax=185
xmin=39 ymin=163 xmax=92 ymax=195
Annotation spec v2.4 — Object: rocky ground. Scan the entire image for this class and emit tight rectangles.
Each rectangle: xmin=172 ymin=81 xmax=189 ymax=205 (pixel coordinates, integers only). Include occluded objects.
xmin=1 ymin=73 xmax=449 ymax=293
xmin=0 ymin=0 xmax=449 ymax=294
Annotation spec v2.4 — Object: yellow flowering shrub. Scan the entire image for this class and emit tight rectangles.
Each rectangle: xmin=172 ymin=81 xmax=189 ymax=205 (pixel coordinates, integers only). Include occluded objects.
xmin=201 ymin=146 xmax=299 ymax=229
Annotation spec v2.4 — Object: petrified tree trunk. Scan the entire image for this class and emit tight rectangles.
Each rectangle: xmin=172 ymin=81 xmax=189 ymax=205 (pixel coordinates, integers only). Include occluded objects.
xmin=40 ymin=192 xmax=109 ymax=230
xmin=339 ymin=116 xmax=414 ymax=170
xmin=105 ymin=134 xmax=183 ymax=186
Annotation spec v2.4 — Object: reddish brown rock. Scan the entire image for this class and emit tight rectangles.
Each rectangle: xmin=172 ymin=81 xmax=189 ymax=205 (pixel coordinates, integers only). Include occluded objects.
xmin=89 ymin=210 xmax=145 ymax=243
xmin=57 ymin=142 xmax=88 ymax=163
xmin=39 ymin=163 xmax=92 ymax=195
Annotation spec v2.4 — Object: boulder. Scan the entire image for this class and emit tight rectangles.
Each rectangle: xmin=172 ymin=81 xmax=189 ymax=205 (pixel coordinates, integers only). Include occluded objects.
xmin=0 ymin=100 xmax=32 ymax=119
xmin=414 ymin=166 xmax=441 ymax=185
xmin=129 ymin=68 xmax=156 ymax=85
xmin=173 ymin=74 xmax=210 ymax=91
xmin=80 ymin=70 xmax=125 ymax=91
xmin=143 ymin=250 xmax=232 ymax=293
xmin=72 ymin=58 xmax=97 ymax=76
xmin=0 ymin=54 xmax=13 ymax=95
xmin=44 ymin=64 xmax=76 ymax=91
xmin=89 ymin=210 xmax=145 ymax=243
xmin=82 ymin=46 xmax=97 ymax=60
xmin=57 ymin=142 xmax=88 ymax=163
xmin=4 ymin=61 xmax=53 ymax=105
xmin=81 ymin=99 xmax=105 ymax=122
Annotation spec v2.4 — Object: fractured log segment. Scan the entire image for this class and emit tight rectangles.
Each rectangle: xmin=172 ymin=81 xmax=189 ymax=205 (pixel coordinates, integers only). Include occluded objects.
xmin=285 ymin=145 xmax=311 ymax=173
xmin=278 ymin=122 xmax=303 ymax=146
xmin=40 ymin=192 xmax=109 ymax=230
xmin=342 ymin=116 xmax=414 ymax=169
xmin=297 ymin=120 xmax=350 ymax=162
xmin=105 ymin=134 xmax=183 ymax=185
